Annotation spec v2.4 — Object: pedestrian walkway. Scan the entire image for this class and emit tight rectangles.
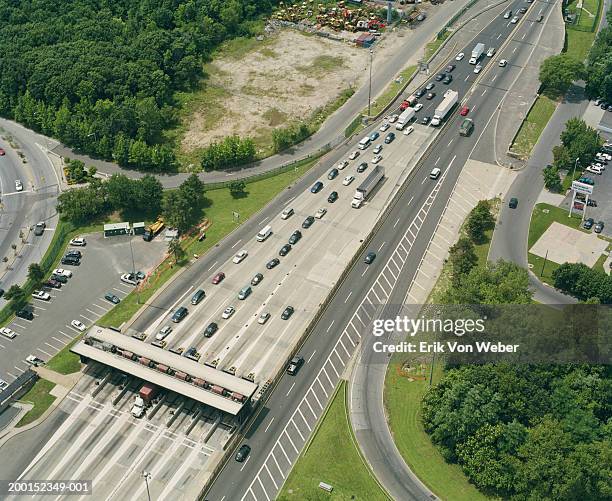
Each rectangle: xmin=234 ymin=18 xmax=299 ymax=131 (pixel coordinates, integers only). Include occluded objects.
xmin=34 ymin=366 xmax=81 ymax=389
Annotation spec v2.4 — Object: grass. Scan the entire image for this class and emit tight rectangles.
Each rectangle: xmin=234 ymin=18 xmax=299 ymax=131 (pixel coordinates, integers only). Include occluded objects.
xmin=566 ymin=29 xmax=598 ymax=62
xmin=561 ymin=167 xmax=584 ymax=191
xmin=510 ymin=95 xmax=557 ymax=159
xmin=278 ymin=382 xmax=390 ymax=501
xmin=46 ymin=337 xmax=82 ymax=375
xmin=98 ymin=157 xmax=319 ymax=328
xmin=384 ymin=359 xmax=494 ymax=501
xmin=424 ymin=31 xmax=451 ymax=60
xmin=364 ymin=65 xmax=417 ymax=118
xmin=16 ymin=379 xmax=57 ymax=427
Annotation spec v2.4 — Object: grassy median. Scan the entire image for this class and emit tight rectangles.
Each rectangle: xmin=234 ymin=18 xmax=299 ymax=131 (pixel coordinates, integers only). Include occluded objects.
xmin=365 ymin=65 xmax=418 ymax=117
xmin=510 ymin=95 xmax=557 ymax=159
xmin=17 ymin=379 xmax=57 ymax=427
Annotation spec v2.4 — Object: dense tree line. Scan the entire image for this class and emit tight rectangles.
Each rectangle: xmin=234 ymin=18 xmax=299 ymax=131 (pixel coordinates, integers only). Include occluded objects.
xmin=200 ymin=135 xmax=256 ymax=171
xmin=539 ymin=54 xmax=584 ymax=97
xmin=552 ymin=263 xmax=612 ymax=303
xmin=0 ymin=0 xmax=278 ymax=171
xmin=585 ymin=7 xmax=612 ymax=102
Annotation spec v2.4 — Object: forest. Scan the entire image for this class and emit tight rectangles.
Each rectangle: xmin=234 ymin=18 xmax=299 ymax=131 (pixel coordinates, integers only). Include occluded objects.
xmin=0 ymin=0 xmax=277 ymax=171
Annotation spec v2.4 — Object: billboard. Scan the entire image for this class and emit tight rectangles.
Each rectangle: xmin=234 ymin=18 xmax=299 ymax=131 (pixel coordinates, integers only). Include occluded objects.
xmin=571 ymin=180 xmax=594 ymax=195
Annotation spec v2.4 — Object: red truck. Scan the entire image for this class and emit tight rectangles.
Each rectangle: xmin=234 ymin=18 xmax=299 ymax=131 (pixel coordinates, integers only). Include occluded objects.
xmin=139 ymin=382 xmax=158 ymax=403
xmin=400 ymin=94 xmax=418 ymax=111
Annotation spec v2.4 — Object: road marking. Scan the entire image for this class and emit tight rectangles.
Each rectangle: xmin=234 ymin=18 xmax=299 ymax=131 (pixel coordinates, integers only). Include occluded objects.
xmin=271 ymin=454 xmax=285 ymax=478
xmin=86 ymin=308 xmax=99 ymax=317
xmin=113 ymin=287 xmax=127 ymax=294
xmin=240 ymin=455 xmax=251 ymax=472
xmin=291 ymin=420 xmax=305 ymax=441
xmin=394 ymin=217 xmax=400 ymax=228
xmin=38 ymin=348 xmax=53 ymax=357
xmin=6 ymin=372 xmax=17 ymax=379
xmin=259 ymin=216 xmax=269 ymax=225
xmin=491 ymin=75 xmax=497 ymax=82
xmin=497 ymin=32 xmax=502 ymax=39
xmin=481 ymin=89 xmax=487 ymax=96
xmin=512 ymin=46 xmax=517 ymax=53
xmin=283 ymin=430 xmax=299 ymax=454
xmin=521 ymin=32 xmax=526 ymax=40
xmin=434 ymin=156 xmax=440 ymax=165
xmin=32 ymin=305 xmax=47 ymax=310
xmin=80 ymin=314 xmax=94 ymax=323
xmin=408 ymin=196 xmax=414 ymax=205
xmin=51 ymin=336 xmax=66 ymax=345
xmin=264 ymin=464 xmax=279 ymax=490
xmin=277 ymin=441 xmax=292 ymax=465
xmin=344 ymin=291 xmax=353 ymax=303
xmin=297 ymin=409 xmax=311 ymax=431
xmin=91 ymin=303 xmax=109 ymax=311
xmin=231 ymin=239 xmax=242 ymax=249
xmin=447 ymin=139 xmax=454 ymax=147
xmin=361 ymin=267 xmax=368 ymax=277
xmin=326 ymin=320 xmax=335 ymax=333
xmin=421 ymin=177 xmax=427 ymax=185
xmin=264 ymin=417 xmax=275 ymax=433
xmin=378 ymin=241 xmax=386 ymax=251
xmin=14 ymin=366 xmax=25 ymax=373
xmin=321 ymin=367 xmax=334 ymax=387
xmin=307 ymin=350 xmax=316 ymax=364
xmin=58 ymin=330 xmax=72 ymax=340
xmin=304 ymin=397 xmax=317 ymax=419
xmin=207 ymin=261 xmax=218 ymax=272
xmin=286 ymin=383 xmax=296 ymax=396
xmin=464 ymin=75 xmax=470 ymax=82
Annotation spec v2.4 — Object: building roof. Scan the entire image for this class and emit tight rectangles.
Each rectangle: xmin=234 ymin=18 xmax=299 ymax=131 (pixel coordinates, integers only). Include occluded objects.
xmin=132 ymin=222 xmax=145 ymax=228
xmin=103 ymin=222 xmax=130 ymax=231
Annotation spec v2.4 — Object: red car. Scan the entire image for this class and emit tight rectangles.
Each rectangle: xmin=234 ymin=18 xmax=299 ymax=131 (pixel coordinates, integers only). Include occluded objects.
xmin=212 ymin=272 xmax=225 ymax=284
xmin=460 ymin=106 xmax=470 ymax=116
xmin=0 ymin=148 xmax=5 ymax=156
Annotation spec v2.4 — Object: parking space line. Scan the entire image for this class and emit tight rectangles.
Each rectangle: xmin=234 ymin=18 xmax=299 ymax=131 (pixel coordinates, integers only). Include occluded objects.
xmin=14 ymin=366 xmax=25 ymax=374
xmin=297 ymin=409 xmax=312 ymax=432
xmin=58 ymin=330 xmax=72 ymax=340
xmin=264 ymin=464 xmax=278 ymax=490
xmin=315 ymin=379 xmax=329 ymax=398
xmin=419 ymin=269 xmax=432 ymax=280
xmin=91 ymin=303 xmax=109 ymax=311
xmin=51 ymin=336 xmax=66 ymax=345
xmin=113 ymin=287 xmax=128 ymax=294
xmin=304 ymin=397 xmax=317 ymax=419
xmin=45 ymin=341 xmax=60 ymax=351
xmin=413 ymin=281 xmax=427 ymax=291
xmin=309 ymin=387 xmax=324 ymax=409
xmin=339 ymin=338 xmax=351 ymax=358
xmin=322 ymin=366 xmax=335 ymax=386
xmin=0 ymin=342 xmax=5 ymax=349
xmin=79 ymin=314 xmax=94 ymax=322
xmin=6 ymin=372 xmax=17 ymax=379
xmin=277 ymin=442 xmax=292 ymax=465
xmin=344 ymin=333 xmax=356 ymax=348
xmin=283 ymin=430 xmax=300 ymax=454
xmin=37 ymin=348 xmax=53 ymax=357
xmin=271 ymin=454 xmax=285 ymax=479
xmin=86 ymin=308 xmax=100 ymax=317
xmin=291 ymin=419 xmax=306 ymax=442
xmin=32 ymin=305 xmax=47 ymax=310
xmin=207 ymin=261 xmax=218 ymax=272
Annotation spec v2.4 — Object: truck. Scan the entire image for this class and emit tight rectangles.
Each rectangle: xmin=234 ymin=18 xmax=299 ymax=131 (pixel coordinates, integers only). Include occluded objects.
xmin=351 ymin=165 xmax=385 ymax=208
xmin=400 ymin=94 xmax=418 ymax=110
xmin=459 ymin=118 xmax=474 ymax=136
xmin=431 ymin=90 xmax=458 ymax=126
xmin=143 ymin=217 xmax=164 ymax=242
xmin=395 ymin=108 xmax=416 ymax=130
xmin=132 ymin=382 xmax=158 ymax=418
xmin=469 ymin=43 xmax=485 ymax=64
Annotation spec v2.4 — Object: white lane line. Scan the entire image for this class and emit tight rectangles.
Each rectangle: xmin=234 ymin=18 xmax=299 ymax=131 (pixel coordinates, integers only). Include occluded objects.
xmin=80 ymin=314 xmax=94 ymax=323
xmin=434 ymin=156 xmax=440 ymax=165
xmin=326 ymin=320 xmax=335 ymax=333
xmin=271 ymin=454 xmax=285 ymax=479
xmin=14 ymin=366 xmax=25 ymax=374
xmin=512 ymin=46 xmax=517 ymax=53
xmin=521 ymin=32 xmax=526 ymax=40
xmin=231 ymin=239 xmax=242 ymax=249
xmin=491 ymin=75 xmax=497 ymax=82
xmin=286 ymin=382 xmax=296 ymax=396
xmin=264 ymin=417 xmax=275 ymax=433
xmin=307 ymin=350 xmax=316 ymax=363
xmin=283 ymin=430 xmax=300 ymax=454
xmin=291 ymin=420 xmax=305 ymax=442
xmin=207 ymin=261 xmax=218 ymax=272
xmin=497 ymin=33 xmax=502 ymax=39
xmin=421 ymin=177 xmax=427 ymax=185
xmin=378 ymin=241 xmax=386 ymax=251
xmin=408 ymin=195 xmax=414 ymax=206
xmin=264 ymin=464 xmax=278 ymax=490
xmin=344 ymin=291 xmax=353 ymax=303
xmin=481 ymin=89 xmax=487 ymax=96
xmin=464 ymin=75 xmax=470 ymax=82
xmin=393 ymin=217 xmax=401 ymax=228
xmin=259 ymin=216 xmax=269 ymax=225
xmin=240 ymin=455 xmax=251 ymax=472
xmin=361 ymin=267 xmax=368 ymax=277
xmin=86 ymin=308 xmax=99 ymax=317
xmin=447 ymin=139 xmax=454 ymax=147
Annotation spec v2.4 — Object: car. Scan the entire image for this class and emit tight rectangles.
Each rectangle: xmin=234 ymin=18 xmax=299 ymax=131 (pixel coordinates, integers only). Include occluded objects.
xmin=17 ymin=309 xmax=34 ymax=320
xmin=596 ymin=153 xmax=611 ymax=161
xmin=281 ymin=306 xmax=295 ymax=320
xmin=446 ymin=64 xmax=456 ymax=73
xmin=135 ymin=271 xmax=146 ymax=281
xmin=371 ymin=154 xmax=383 ymax=165
xmin=421 ymin=116 xmax=431 ymax=125
xmin=43 ymin=279 xmax=61 ymax=289
xmin=460 ymin=106 xmax=470 ymax=116
xmin=25 ymin=355 xmax=44 ymax=366
xmin=66 ymin=250 xmax=82 ymax=259
xmin=212 ymin=272 xmax=225 ymax=284
xmin=328 ymin=168 xmax=339 ymax=180
xmin=0 ymin=379 xmax=8 ymax=391
xmin=302 ymin=216 xmax=315 ymax=228
xmin=337 ymin=160 xmax=349 ymax=170
xmin=379 ymin=122 xmax=390 ymax=132
xmin=373 ymin=144 xmax=383 ymax=154
xmin=120 ymin=273 xmax=138 ymax=285
xmin=511 ymin=16 xmax=519 ymax=23
xmin=426 ymin=92 xmax=435 ymax=100
xmin=425 ymin=82 xmax=435 ymax=90
xmin=434 ymin=73 xmax=445 ymax=82
xmin=586 ymin=166 xmax=603 ymax=175
xmin=315 ymin=208 xmax=327 ymax=219
xmin=578 ymin=177 xmax=595 ymax=185
xmin=310 ymin=181 xmax=324 ymax=193
xmin=155 ymin=325 xmax=172 ymax=340
xmin=53 ymin=268 xmax=72 ymax=278
xmin=238 ymin=286 xmax=252 ymax=300
xmin=456 ymin=52 xmax=465 ymax=61
xmin=487 ymin=48 xmax=496 ymax=57
xmin=0 ymin=327 xmax=17 ymax=339
xmin=279 ymin=244 xmax=292 ymax=256
xmin=519 ymin=7 xmax=527 ymax=14
xmin=369 ymin=131 xmax=380 ymax=141
xmin=34 ymin=222 xmax=46 ymax=236
xmin=258 ymin=312 xmax=271 ymax=325
xmin=388 ymin=114 xmax=399 ymax=123
xmin=266 ymin=258 xmax=280 ymax=269
xmin=343 ymin=175 xmax=355 ymax=186
xmin=0 ymin=148 xmax=5 ymax=156
xmin=51 ymin=274 xmax=67 ymax=284
xmin=503 ymin=10 xmax=512 ymax=19
xmin=583 ymin=218 xmax=595 ymax=229
xmin=191 ymin=289 xmax=206 ymax=305
xmin=32 ymin=290 xmax=50 ymax=301
xmin=15 ymin=180 xmax=23 ymax=192
xmin=594 ymin=221 xmax=605 ymax=233
xmin=281 ymin=207 xmax=294 ymax=219
xmin=403 ymin=125 xmax=415 ymax=136
xmin=235 ymin=444 xmax=251 ymax=462
xmin=364 ymin=252 xmax=376 ymax=264
xmin=384 ymin=132 xmax=395 ymax=144
xmin=348 ymin=151 xmax=360 ymax=160
xmin=600 ymin=103 xmax=608 ymax=110
xmin=171 ymin=306 xmax=188 ymax=323
xmin=509 ymin=197 xmax=519 ymax=209
xmin=595 ymin=98 xmax=603 ymax=106
xmin=204 ymin=322 xmax=218 ymax=337
xmin=286 ymin=356 xmax=304 ymax=375
xmin=587 ymin=199 xmax=597 ymax=207
xmin=286 ymin=231 xmax=302 ymax=246
xmin=443 ymin=75 xmax=453 ymax=84
xmin=413 ymin=103 xmax=424 ymax=112
xmin=222 ymin=306 xmax=235 ymax=319
xmin=327 ymin=191 xmax=339 ymax=203
xmin=499 ymin=59 xmax=508 ymax=67
xmin=430 ymin=167 xmax=441 ymax=179
xmin=233 ymin=250 xmax=248 ymax=264
xmin=61 ymin=255 xmax=79 ymax=266
xmin=414 ymin=88 xmax=426 ymax=98
xmin=105 ymin=293 xmax=120 ymax=304
xmin=69 ymin=237 xmax=86 ymax=246
xmin=71 ymin=319 xmax=86 ymax=332
xmin=473 ymin=64 xmax=483 ymax=74
xmin=537 ymin=14 xmax=543 ymax=22
xmin=357 ymin=162 xmax=368 ymax=173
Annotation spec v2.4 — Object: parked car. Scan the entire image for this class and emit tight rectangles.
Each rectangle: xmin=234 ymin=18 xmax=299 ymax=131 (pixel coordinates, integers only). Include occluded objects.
xmin=25 ymin=355 xmax=44 ymax=366
xmin=288 ymin=231 xmax=302 ymax=245
xmin=384 ymin=132 xmax=395 ymax=144
xmin=120 ymin=273 xmax=138 ymax=285
xmin=17 ymin=309 xmax=34 ymax=320
xmin=71 ymin=319 xmax=86 ymax=331
xmin=583 ymin=218 xmax=594 ymax=229
xmin=43 ymin=279 xmax=61 ymax=289
xmin=343 ymin=175 xmax=355 ymax=186
xmin=310 ymin=181 xmax=324 ymax=193
xmin=279 ymin=244 xmax=292 ymax=256
xmin=52 ymin=268 xmax=72 ymax=278
xmin=15 ymin=180 xmax=23 ymax=191
xmin=594 ymin=221 xmax=605 ymax=233
xmin=357 ymin=162 xmax=368 ymax=173
xmin=105 ymin=293 xmax=121 ymax=304
xmin=32 ymin=290 xmax=50 ymax=301
xmin=328 ymin=168 xmax=339 ymax=180
xmin=0 ymin=327 xmax=17 ymax=339
xmin=443 ymin=75 xmax=453 ymax=84
xmin=51 ymin=274 xmax=67 ymax=284
xmin=69 ymin=237 xmax=86 ymax=246
xmin=327 ymin=191 xmax=339 ymax=203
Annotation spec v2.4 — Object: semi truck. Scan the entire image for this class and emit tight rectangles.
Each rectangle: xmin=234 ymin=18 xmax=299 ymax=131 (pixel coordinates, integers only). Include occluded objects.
xmin=431 ymin=90 xmax=458 ymax=126
xmin=469 ymin=43 xmax=485 ymax=64
xmin=131 ymin=382 xmax=158 ymax=418
xmin=143 ymin=218 xmax=164 ymax=242
xmin=351 ymin=165 xmax=385 ymax=208
xmin=395 ymin=108 xmax=416 ymax=130
xmin=400 ymin=94 xmax=418 ymax=110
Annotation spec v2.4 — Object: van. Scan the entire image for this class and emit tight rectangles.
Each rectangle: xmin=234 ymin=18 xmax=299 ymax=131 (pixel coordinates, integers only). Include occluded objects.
xmin=358 ymin=136 xmax=371 ymax=150
xmin=430 ymin=168 xmax=441 ymax=180
xmin=191 ymin=289 xmax=206 ymax=305
xmin=256 ymin=225 xmax=272 ymax=242
xmin=238 ymin=286 xmax=252 ymax=300
xmin=281 ymin=207 xmax=294 ymax=220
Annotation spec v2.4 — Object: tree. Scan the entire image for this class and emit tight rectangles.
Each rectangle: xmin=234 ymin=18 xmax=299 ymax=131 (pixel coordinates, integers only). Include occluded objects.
xmin=106 ymin=174 xmax=135 ymax=212
xmin=162 ymin=190 xmax=193 ymax=233
xmin=448 ymin=237 xmax=478 ymax=283
xmin=539 ymin=54 xmax=584 ymax=96
xmin=465 ymin=201 xmax=495 ymax=243
xmin=167 ymin=238 xmax=185 ymax=263
xmin=27 ymin=263 xmax=44 ymax=284
xmin=4 ymin=284 xmax=27 ymax=311
xmin=560 ymin=118 xmax=603 ymax=168
xmin=228 ymin=180 xmax=246 ymax=198
xmin=543 ymin=164 xmax=563 ymax=192
xmin=57 ymin=184 xmax=108 ymax=223
xmin=135 ymin=175 xmax=164 ymax=216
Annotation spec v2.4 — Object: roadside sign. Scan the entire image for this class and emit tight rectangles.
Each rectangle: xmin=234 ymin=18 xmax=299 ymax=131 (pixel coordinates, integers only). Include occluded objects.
xmin=571 ymin=181 xmax=593 ymax=195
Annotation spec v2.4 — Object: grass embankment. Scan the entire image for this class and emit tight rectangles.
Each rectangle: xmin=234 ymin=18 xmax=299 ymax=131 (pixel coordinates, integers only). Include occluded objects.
xmin=278 ymin=382 xmax=390 ymax=501
xmin=424 ymin=31 xmax=451 ymax=60
xmin=510 ymin=95 xmax=557 ymax=159
xmin=45 ymin=337 xmax=82 ymax=375
xmin=16 ymin=379 xmax=57 ymax=427
xmin=365 ymin=65 xmax=418 ymax=118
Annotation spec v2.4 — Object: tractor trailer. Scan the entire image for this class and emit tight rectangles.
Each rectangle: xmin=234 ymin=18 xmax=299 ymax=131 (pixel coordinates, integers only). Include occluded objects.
xmin=469 ymin=43 xmax=485 ymax=64
xmin=131 ymin=382 xmax=158 ymax=418
xmin=351 ymin=165 xmax=385 ymax=208
xmin=395 ymin=108 xmax=415 ymax=130
xmin=431 ymin=90 xmax=458 ymax=126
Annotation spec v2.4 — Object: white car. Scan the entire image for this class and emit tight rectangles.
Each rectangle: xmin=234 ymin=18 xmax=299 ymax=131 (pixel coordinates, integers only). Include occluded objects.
xmin=379 ymin=122 xmax=390 ymax=132
xmin=430 ymin=167 xmax=441 ymax=180
xmin=232 ymin=250 xmax=248 ymax=264
xmin=337 ymin=160 xmax=349 ymax=170
xmin=52 ymin=268 xmax=72 ymax=278
xmin=0 ymin=327 xmax=17 ymax=339
xmin=32 ymin=290 xmax=51 ymax=301
xmin=222 ymin=306 xmax=235 ymax=319
xmin=487 ymin=48 xmax=496 ymax=57
xmin=71 ymin=320 xmax=86 ymax=332
xmin=455 ymin=52 xmax=465 ymax=61
xmin=25 ymin=355 xmax=44 ymax=366
xmin=348 ymin=151 xmax=360 ymax=160
xmin=596 ymin=153 xmax=611 ymax=161
xmin=511 ymin=16 xmax=519 ymax=23
xmin=281 ymin=207 xmax=294 ymax=220
xmin=473 ymin=64 xmax=483 ymax=74
xmin=343 ymin=175 xmax=355 ymax=186
xmin=388 ymin=114 xmax=399 ymax=123
xmin=257 ymin=312 xmax=271 ymax=325
xmin=70 ymin=237 xmax=86 ymax=246
xmin=403 ymin=126 xmax=415 ymax=136
xmin=315 ymin=208 xmax=327 ymax=219
xmin=372 ymin=144 xmax=383 ymax=154
xmin=120 ymin=273 xmax=138 ymax=286
xmin=156 ymin=325 xmax=172 ymax=340
xmin=371 ymin=155 xmax=383 ymax=164
xmin=414 ymin=103 xmax=423 ymax=112
xmin=586 ymin=166 xmax=603 ymax=175
xmin=0 ymin=378 xmax=8 ymax=391
xmin=499 ymin=59 xmax=508 ymax=67
xmin=15 ymin=180 xmax=23 ymax=192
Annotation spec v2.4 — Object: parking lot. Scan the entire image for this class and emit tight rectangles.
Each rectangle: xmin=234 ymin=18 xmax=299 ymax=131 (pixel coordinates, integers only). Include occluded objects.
xmin=0 ymin=232 xmax=166 ymax=384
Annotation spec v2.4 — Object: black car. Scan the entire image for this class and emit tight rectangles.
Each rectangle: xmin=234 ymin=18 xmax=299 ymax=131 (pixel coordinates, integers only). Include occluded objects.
xmin=443 ymin=75 xmax=453 ymax=84
xmin=509 ymin=197 xmax=519 ymax=209
xmin=421 ymin=116 xmax=431 ymax=125
xmin=600 ymin=103 xmax=608 ymax=110
xmin=191 ymin=289 xmax=206 ymax=305
xmin=66 ymin=250 xmax=82 ymax=258
xmin=310 ymin=181 xmax=323 ymax=193
xmin=235 ymin=444 xmax=251 ymax=462
xmin=364 ymin=252 xmax=376 ymax=264
xmin=105 ymin=292 xmax=121 ymax=304
xmin=302 ymin=216 xmax=315 ymax=229
xmin=251 ymin=273 xmax=264 ymax=286
xmin=51 ymin=274 xmax=68 ymax=283
xmin=434 ymin=73 xmax=445 ymax=81
xmin=266 ymin=258 xmax=280 ymax=269
xmin=327 ymin=191 xmax=339 ymax=203
xmin=328 ymin=168 xmax=339 ymax=180
xmin=43 ymin=279 xmax=61 ymax=289
xmin=172 ymin=306 xmax=188 ymax=323
xmin=384 ymin=132 xmax=395 ymax=144
xmin=204 ymin=322 xmax=218 ymax=337
xmin=583 ymin=218 xmax=594 ymax=229
xmin=414 ymin=88 xmax=426 ymax=98
xmin=16 ymin=309 xmax=34 ymax=320
xmin=281 ymin=306 xmax=295 ymax=320
xmin=357 ymin=162 xmax=368 ymax=173
xmin=445 ymin=64 xmax=456 ymax=73
xmin=286 ymin=356 xmax=304 ymax=375
xmin=587 ymin=199 xmax=597 ymax=207
xmin=426 ymin=92 xmax=435 ymax=100
xmin=34 ymin=222 xmax=46 ymax=236
xmin=288 ymin=230 xmax=302 ymax=245
xmin=279 ymin=244 xmax=292 ymax=256
xmin=61 ymin=256 xmax=80 ymax=266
